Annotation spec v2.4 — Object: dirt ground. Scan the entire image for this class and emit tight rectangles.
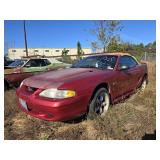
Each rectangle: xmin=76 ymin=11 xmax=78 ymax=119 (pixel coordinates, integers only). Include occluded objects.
xmin=4 ymin=63 xmax=156 ymax=140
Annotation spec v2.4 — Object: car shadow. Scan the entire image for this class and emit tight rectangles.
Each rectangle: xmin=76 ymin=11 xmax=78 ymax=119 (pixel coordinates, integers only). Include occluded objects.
xmin=142 ymin=130 xmax=156 ymax=140
xmin=62 ymin=114 xmax=87 ymax=124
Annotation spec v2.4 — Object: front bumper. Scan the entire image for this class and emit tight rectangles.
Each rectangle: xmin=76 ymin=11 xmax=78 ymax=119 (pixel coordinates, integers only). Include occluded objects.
xmin=16 ymin=87 xmax=89 ymax=121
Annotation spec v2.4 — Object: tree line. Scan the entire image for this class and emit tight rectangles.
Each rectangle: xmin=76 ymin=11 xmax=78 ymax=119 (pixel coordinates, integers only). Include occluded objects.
xmin=90 ymin=20 xmax=156 ymax=57
xmin=107 ymin=41 xmax=156 ymax=60
xmin=61 ymin=20 xmax=156 ymax=62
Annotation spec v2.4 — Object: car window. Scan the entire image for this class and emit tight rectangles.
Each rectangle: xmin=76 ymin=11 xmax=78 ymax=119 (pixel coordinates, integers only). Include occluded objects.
xmin=71 ymin=55 xmax=118 ymax=70
xmin=119 ymin=56 xmax=138 ymax=69
xmin=44 ymin=59 xmax=51 ymax=65
xmin=8 ymin=60 xmax=27 ymax=67
xmin=25 ymin=59 xmax=47 ymax=67
xmin=37 ymin=59 xmax=46 ymax=66
xmin=97 ymin=56 xmax=117 ymax=69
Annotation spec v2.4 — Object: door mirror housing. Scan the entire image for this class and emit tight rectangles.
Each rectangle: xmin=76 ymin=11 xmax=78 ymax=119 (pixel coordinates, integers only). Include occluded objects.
xmin=119 ymin=65 xmax=129 ymax=71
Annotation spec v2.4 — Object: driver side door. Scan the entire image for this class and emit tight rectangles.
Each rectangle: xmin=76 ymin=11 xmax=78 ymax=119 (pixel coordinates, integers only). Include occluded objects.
xmin=111 ymin=56 xmax=138 ymax=99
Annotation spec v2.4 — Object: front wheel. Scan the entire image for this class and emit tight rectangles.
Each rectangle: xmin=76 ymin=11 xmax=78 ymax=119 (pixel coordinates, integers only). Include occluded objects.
xmin=88 ymin=88 xmax=110 ymax=119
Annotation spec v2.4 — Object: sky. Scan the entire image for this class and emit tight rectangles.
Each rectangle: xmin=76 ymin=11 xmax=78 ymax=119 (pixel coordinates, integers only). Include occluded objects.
xmin=4 ymin=20 xmax=156 ymax=52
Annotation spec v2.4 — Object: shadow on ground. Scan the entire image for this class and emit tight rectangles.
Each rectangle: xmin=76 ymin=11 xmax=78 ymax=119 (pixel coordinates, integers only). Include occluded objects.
xmin=142 ymin=130 xmax=156 ymax=140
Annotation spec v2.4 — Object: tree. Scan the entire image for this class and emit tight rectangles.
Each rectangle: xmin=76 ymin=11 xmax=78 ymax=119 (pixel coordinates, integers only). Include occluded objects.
xmin=62 ymin=48 xmax=69 ymax=56
xmin=61 ymin=48 xmax=73 ymax=63
xmin=91 ymin=41 xmax=98 ymax=53
xmin=91 ymin=20 xmax=123 ymax=52
xmin=77 ymin=41 xmax=84 ymax=59
xmin=152 ymin=41 xmax=156 ymax=48
xmin=145 ymin=41 xmax=156 ymax=52
xmin=107 ymin=42 xmax=121 ymax=52
xmin=139 ymin=43 xmax=144 ymax=48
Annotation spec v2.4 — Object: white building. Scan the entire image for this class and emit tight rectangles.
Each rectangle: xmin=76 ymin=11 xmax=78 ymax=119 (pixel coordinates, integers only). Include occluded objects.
xmin=8 ymin=48 xmax=92 ymax=59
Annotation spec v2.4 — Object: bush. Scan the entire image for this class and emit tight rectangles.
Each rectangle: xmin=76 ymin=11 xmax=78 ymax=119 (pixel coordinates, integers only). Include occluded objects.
xmin=62 ymin=55 xmax=74 ymax=64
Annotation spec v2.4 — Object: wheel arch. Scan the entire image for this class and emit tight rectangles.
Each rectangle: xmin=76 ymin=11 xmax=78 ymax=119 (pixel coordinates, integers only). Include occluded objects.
xmin=90 ymin=82 xmax=111 ymax=103
xmin=87 ymin=82 xmax=111 ymax=115
xmin=143 ymin=73 xmax=148 ymax=84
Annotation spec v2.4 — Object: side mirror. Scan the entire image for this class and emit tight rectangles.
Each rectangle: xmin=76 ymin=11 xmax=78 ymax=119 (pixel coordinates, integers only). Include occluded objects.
xmin=119 ymin=65 xmax=129 ymax=71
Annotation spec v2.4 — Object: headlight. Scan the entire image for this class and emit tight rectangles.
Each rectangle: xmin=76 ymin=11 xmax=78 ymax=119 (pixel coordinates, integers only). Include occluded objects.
xmin=39 ymin=88 xmax=76 ymax=99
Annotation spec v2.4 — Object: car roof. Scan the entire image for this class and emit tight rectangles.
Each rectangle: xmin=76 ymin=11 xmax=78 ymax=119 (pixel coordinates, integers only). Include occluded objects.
xmin=22 ymin=58 xmax=48 ymax=60
xmin=86 ymin=52 xmax=131 ymax=59
xmin=96 ymin=52 xmax=131 ymax=56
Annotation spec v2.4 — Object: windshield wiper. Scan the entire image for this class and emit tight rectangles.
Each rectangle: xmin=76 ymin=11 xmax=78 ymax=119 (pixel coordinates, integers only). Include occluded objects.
xmin=81 ymin=66 xmax=96 ymax=68
xmin=71 ymin=65 xmax=100 ymax=69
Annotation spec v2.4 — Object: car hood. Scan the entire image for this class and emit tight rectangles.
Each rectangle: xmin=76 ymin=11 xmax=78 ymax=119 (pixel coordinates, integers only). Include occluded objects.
xmin=23 ymin=68 xmax=103 ymax=89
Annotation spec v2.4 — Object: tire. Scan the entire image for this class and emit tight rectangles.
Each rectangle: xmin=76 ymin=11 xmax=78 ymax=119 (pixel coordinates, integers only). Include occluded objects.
xmin=4 ymin=80 xmax=9 ymax=91
xmin=88 ymin=87 xmax=110 ymax=119
xmin=140 ymin=78 xmax=147 ymax=92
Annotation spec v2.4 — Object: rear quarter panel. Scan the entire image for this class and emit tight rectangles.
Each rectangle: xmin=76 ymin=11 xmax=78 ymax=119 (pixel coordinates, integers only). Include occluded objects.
xmin=134 ymin=63 xmax=148 ymax=89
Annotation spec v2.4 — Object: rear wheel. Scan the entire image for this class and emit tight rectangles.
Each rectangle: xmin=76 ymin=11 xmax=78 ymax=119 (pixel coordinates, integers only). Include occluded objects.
xmin=140 ymin=78 xmax=147 ymax=92
xmin=88 ymin=88 xmax=110 ymax=119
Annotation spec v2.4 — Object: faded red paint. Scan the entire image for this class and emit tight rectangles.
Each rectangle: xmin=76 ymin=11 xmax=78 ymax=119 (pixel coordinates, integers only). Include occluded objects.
xmin=16 ymin=53 xmax=148 ymax=121
xmin=5 ymin=66 xmax=65 ymax=87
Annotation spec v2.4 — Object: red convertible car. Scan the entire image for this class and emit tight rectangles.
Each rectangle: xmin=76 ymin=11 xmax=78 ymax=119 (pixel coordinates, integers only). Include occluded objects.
xmin=16 ymin=53 xmax=148 ymax=121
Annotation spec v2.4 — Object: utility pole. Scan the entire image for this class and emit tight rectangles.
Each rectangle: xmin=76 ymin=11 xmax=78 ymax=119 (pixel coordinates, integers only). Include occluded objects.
xmin=144 ymin=51 xmax=147 ymax=61
xmin=24 ymin=20 xmax=28 ymax=57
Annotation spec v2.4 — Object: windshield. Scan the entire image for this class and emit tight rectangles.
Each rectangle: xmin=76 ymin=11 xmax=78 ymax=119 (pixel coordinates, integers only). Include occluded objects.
xmin=8 ymin=60 xmax=27 ymax=67
xmin=71 ymin=55 xmax=118 ymax=70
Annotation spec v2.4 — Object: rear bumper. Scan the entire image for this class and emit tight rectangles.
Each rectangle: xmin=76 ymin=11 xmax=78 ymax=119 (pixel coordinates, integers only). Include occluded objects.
xmin=16 ymin=88 xmax=89 ymax=121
